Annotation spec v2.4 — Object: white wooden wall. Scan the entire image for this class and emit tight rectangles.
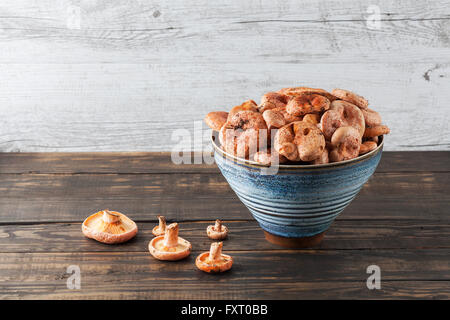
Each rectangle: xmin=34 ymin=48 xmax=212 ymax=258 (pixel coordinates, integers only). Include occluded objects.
xmin=0 ymin=0 xmax=449 ymax=152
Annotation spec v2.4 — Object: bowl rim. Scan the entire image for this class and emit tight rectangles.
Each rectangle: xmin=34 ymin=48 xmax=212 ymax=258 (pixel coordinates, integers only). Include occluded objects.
xmin=211 ymin=131 xmax=384 ymax=170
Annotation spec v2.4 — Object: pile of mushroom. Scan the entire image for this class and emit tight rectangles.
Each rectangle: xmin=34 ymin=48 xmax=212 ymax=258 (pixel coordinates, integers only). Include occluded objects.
xmin=204 ymin=87 xmax=390 ymax=164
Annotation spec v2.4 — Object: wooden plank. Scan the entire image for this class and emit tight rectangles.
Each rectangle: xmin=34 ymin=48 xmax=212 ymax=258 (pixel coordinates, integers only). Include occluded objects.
xmin=1 ymin=152 xmax=449 ymax=174
xmin=0 ymin=220 xmax=448 ymax=253
xmin=0 ymin=63 xmax=449 ymax=152
xmin=0 ymin=171 xmax=448 ymax=223
xmin=1 ymin=281 xmax=448 ymax=300
xmin=0 ymin=1 xmax=449 ymax=64
xmin=0 ymin=250 xmax=448 ymax=299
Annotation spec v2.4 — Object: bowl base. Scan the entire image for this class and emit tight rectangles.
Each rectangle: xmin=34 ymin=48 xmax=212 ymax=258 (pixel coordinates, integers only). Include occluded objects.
xmin=263 ymin=230 xmax=325 ymax=248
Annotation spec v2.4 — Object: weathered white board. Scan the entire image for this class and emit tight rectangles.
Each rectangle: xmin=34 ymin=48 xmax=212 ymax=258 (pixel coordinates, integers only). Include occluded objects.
xmin=0 ymin=0 xmax=449 ymax=151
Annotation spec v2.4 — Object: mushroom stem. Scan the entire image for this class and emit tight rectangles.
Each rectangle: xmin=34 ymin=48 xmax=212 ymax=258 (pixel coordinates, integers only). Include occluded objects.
xmin=163 ymin=223 xmax=179 ymax=248
xmin=157 ymin=216 xmax=166 ymax=232
xmin=209 ymin=242 xmax=223 ymax=261
xmin=214 ymin=220 xmax=222 ymax=231
xmin=102 ymin=210 xmax=120 ymax=224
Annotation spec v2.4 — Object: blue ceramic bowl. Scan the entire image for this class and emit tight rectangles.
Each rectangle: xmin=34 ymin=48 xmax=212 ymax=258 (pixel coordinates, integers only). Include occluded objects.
xmin=211 ymin=133 xmax=384 ymax=247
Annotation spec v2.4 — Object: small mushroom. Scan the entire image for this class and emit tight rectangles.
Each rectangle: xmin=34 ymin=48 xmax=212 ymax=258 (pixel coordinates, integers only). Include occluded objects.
xmin=320 ymin=100 xmax=365 ymax=140
xmin=82 ymin=209 xmax=138 ymax=244
xmin=361 ymin=108 xmax=382 ymax=127
xmin=262 ymin=107 xmax=303 ymax=130
xmin=274 ymin=121 xmax=325 ymax=162
xmin=359 ymin=140 xmax=378 ymax=155
xmin=278 ymin=87 xmax=338 ymax=101
xmin=207 ymin=220 xmax=229 ymax=240
xmin=204 ymin=111 xmax=228 ymax=131
xmin=152 ymin=215 xmax=167 ymax=237
xmin=331 ymin=88 xmax=368 ymax=109
xmin=311 ymin=147 xmax=329 ymax=164
xmin=286 ymin=93 xmax=331 ymax=117
xmin=227 ymin=100 xmax=258 ymax=121
xmin=196 ymin=242 xmax=233 ymax=273
xmin=220 ymin=110 xmax=268 ymax=159
xmin=363 ymin=125 xmax=390 ymax=138
xmin=148 ymin=223 xmax=191 ymax=261
xmin=329 ymin=126 xmax=362 ymax=162
xmin=258 ymin=92 xmax=289 ymax=113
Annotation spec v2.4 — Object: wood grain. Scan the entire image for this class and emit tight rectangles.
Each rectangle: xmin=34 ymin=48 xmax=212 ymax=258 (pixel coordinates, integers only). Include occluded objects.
xmin=1 ymin=152 xmax=449 ymax=174
xmin=0 ymin=249 xmax=448 ymax=299
xmin=0 ymin=1 xmax=449 ymax=152
xmin=0 ymin=171 xmax=448 ymax=223
xmin=0 ymin=220 xmax=448 ymax=253
xmin=0 ymin=63 xmax=449 ymax=152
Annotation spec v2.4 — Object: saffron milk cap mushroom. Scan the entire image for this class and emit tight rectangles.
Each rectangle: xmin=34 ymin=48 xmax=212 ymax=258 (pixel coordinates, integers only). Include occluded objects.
xmin=152 ymin=215 xmax=167 ymax=237
xmin=82 ymin=209 xmax=138 ymax=244
xmin=207 ymin=220 xmax=229 ymax=240
xmin=196 ymin=242 xmax=233 ymax=273
xmin=148 ymin=223 xmax=192 ymax=261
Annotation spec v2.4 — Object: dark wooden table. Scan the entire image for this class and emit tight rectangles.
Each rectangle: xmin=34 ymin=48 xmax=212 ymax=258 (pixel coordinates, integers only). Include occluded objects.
xmin=0 ymin=152 xmax=449 ymax=299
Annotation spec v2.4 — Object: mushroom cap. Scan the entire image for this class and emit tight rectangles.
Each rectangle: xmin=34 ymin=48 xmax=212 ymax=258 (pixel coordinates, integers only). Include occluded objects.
xmin=286 ymin=93 xmax=330 ymax=117
xmin=195 ymin=243 xmax=233 ymax=273
xmin=258 ymin=92 xmax=289 ymax=113
xmin=204 ymin=111 xmax=228 ymax=131
xmin=329 ymin=126 xmax=362 ymax=162
xmin=278 ymin=87 xmax=338 ymax=101
xmin=82 ymin=210 xmax=138 ymax=244
xmin=320 ymin=100 xmax=365 ymax=140
xmin=227 ymin=100 xmax=258 ymax=121
xmin=207 ymin=225 xmax=229 ymax=240
xmin=274 ymin=121 xmax=325 ymax=162
xmin=331 ymin=88 xmax=368 ymax=109
xmin=152 ymin=225 xmax=165 ymax=237
xmin=149 ymin=236 xmax=191 ymax=261
xmin=152 ymin=215 xmax=166 ymax=237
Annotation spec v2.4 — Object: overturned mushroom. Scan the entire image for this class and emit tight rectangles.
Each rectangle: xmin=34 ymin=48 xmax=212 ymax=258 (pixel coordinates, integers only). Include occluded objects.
xmin=286 ymin=93 xmax=330 ymax=117
xmin=258 ymin=92 xmax=290 ymax=113
xmin=329 ymin=126 xmax=362 ymax=162
xmin=82 ymin=209 xmax=138 ymax=244
xmin=148 ymin=223 xmax=191 ymax=261
xmin=320 ymin=100 xmax=365 ymax=140
xmin=331 ymin=88 xmax=368 ymax=109
xmin=152 ymin=215 xmax=167 ymax=237
xmin=204 ymin=111 xmax=228 ymax=131
xmin=274 ymin=121 xmax=325 ymax=162
xmin=196 ymin=242 xmax=233 ymax=273
xmin=207 ymin=219 xmax=229 ymax=240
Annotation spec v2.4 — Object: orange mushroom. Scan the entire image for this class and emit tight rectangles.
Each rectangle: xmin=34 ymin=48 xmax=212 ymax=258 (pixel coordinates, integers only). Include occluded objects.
xmin=196 ymin=242 xmax=233 ymax=273
xmin=152 ymin=215 xmax=167 ymax=237
xmin=82 ymin=209 xmax=138 ymax=244
xmin=207 ymin=220 xmax=229 ymax=240
xmin=148 ymin=223 xmax=191 ymax=261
